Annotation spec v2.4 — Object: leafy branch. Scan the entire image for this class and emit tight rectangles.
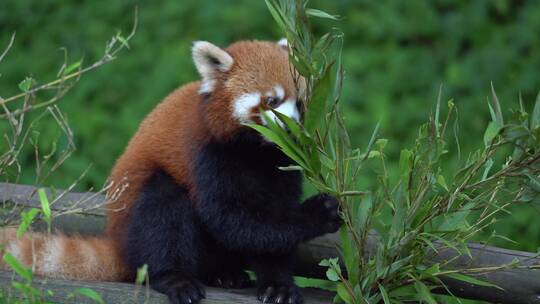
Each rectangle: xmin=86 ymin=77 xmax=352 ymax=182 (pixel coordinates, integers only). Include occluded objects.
xmin=259 ymin=1 xmax=540 ymax=303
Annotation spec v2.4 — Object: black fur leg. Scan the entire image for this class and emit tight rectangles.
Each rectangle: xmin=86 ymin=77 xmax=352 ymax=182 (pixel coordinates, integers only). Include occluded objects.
xmin=251 ymin=253 xmax=303 ymax=304
xmin=152 ymin=272 xmax=206 ymax=304
xmin=125 ymin=170 xmax=205 ymax=303
xmin=301 ymin=193 xmax=342 ymax=235
xmin=199 ymin=240 xmax=252 ymax=289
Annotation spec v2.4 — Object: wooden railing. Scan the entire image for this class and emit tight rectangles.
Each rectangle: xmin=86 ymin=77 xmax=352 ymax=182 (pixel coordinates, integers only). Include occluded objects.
xmin=1 ymin=182 xmax=539 ymax=303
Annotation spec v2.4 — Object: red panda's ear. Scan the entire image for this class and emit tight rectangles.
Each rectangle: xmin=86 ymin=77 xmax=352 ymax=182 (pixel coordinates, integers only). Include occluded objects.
xmin=277 ymin=38 xmax=289 ymax=51
xmin=192 ymin=41 xmax=234 ymax=93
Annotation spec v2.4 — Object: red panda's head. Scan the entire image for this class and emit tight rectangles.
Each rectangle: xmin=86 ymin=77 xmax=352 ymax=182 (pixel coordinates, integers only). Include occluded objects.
xmin=192 ymin=39 xmax=305 ymax=141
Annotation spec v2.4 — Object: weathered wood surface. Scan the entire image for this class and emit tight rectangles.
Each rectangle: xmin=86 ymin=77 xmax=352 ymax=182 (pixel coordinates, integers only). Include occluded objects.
xmin=2 ymin=182 xmax=540 ymax=304
xmin=0 ymin=271 xmax=333 ymax=303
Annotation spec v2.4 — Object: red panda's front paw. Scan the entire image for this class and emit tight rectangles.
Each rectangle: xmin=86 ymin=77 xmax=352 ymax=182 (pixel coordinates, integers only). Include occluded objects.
xmin=301 ymin=193 xmax=342 ymax=235
xmin=160 ymin=278 xmax=206 ymax=304
xmin=257 ymin=283 xmax=303 ymax=304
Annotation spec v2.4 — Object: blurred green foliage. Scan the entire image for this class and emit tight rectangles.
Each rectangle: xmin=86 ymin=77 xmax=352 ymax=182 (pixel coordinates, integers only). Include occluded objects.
xmin=1 ymin=0 xmax=540 ymax=252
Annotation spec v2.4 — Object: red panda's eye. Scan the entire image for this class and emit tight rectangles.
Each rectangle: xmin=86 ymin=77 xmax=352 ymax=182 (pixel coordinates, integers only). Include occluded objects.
xmin=265 ymin=96 xmax=280 ymax=108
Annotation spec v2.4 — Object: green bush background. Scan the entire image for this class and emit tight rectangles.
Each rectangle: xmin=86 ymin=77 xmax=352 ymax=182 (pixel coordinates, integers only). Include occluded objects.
xmin=1 ymin=0 xmax=539 ymax=252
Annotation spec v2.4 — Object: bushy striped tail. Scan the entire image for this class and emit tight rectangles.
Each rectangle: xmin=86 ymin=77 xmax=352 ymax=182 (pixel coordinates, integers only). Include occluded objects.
xmin=0 ymin=228 xmax=127 ymax=281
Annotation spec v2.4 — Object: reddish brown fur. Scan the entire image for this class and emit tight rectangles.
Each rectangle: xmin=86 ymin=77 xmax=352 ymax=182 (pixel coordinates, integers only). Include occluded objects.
xmin=0 ymin=228 xmax=127 ymax=281
xmin=106 ymin=41 xmax=298 ymax=241
xmin=1 ymin=40 xmax=300 ymax=282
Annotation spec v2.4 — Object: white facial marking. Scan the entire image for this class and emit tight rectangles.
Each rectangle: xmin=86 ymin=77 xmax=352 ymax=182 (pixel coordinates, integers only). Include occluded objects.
xmin=274 ymin=85 xmax=285 ymax=100
xmin=277 ymin=38 xmax=289 ymax=49
xmin=232 ymin=92 xmax=261 ymax=122
xmin=263 ymin=98 xmax=300 ymax=127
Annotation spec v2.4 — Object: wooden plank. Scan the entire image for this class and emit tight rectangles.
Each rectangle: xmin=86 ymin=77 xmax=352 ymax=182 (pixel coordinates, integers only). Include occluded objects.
xmin=0 ymin=182 xmax=106 ymax=216
xmin=2 ymin=182 xmax=540 ymax=303
xmin=0 ymin=271 xmax=333 ymax=304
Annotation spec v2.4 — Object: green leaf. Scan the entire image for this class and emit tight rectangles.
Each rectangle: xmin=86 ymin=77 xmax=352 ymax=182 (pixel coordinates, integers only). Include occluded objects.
xmin=304 ymin=62 xmax=334 ymax=134
xmin=483 ymin=121 xmax=503 ymax=146
xmin=17 ymin=208 xmax=40 ymax=239
xmin=437 ymin=175 xmax=449 ymax=191
xmin=531 ymin=91 xmax=540 ymax=129
xmin=3 ymin=253 xmax=32 ymax=282
xmin=38 ymin=188 xmax=52 ymax=222
xmin=246 ymin=124 xmax=307 ymax=168
xmin=336 ymin=283 xmax=353 ymax=304
xmin=413 ymin=281 xmax=437 ymax=304
xmin=445 ymin=273 xmax=503 ymax=290
xmin=481 ymin=158 xmax=494 ymax=180
xmin=489 ymin=82 xmax=504 ymax=125
xmin=265 ymin=0 xmax=290 ymax=34
xmin=356 ymin=194 xmax=373 ymax=236
xmin=326 ymin=268 xmax=340 ymax=282
xmin=419 ymin=263 xmax=440 ymax=279
xmin=399 ymin=149 xmax=413 ymax=179
xmin=375 ymin=138 xmax=387 ymax=150
xmin=318 ymin=259 xmax=331 ymax=267
xmin=438 ymin=205 xmax=471 ymax=232
xmin=71 ymin=288 xmax=105 ymax=304
xmin=378 ymin=283 xmax=391 ymax=304
xmin=306 ymin=8 xmax=340 ymax=20
xmin=272 ymin=110 xmax=302 ymax=138
xmin=18 ymin=77 xmax=35 ymax=92
xmin=340 ymin=227 xmax=359 ymax=286
xmin=64 ymin=60 xmax=82 ymax=75
xmin=294 ymin=276 xmax=337 ymax=291
xmin=135 ymin=264 xmax=148 ymax=284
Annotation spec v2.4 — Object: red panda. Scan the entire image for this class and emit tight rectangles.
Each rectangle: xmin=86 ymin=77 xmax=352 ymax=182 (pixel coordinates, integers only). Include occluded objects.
xmin=1 ymin=39 xmax=341 ymax=304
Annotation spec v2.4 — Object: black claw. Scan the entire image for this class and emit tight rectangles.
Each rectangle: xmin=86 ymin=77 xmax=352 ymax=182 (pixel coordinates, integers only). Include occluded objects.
xmin=257 ymin=284 xmax=303 ymax=304
xmin=263 ymin=286 xmax=275 ymax=303
xmin=158 ymin=278 xmax=205 ymax=304
xmin=205 ymin=269 xmax=251 ymax=289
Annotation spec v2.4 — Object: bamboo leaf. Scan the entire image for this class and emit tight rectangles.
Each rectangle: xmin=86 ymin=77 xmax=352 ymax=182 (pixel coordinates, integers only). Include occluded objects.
xmin=64 ymin=60 xmax=82 ymax=75
xmin=17 ymin=208 xmax=40 ymax=239
xmin=71 ymin=288 xmax=105 ymax=304
xmin=38 ymin=188 xmax=52 ymax=222
xmin=483 ymin=121 xmax=503 ymax=146
xmin=445 ymin=273 xmax=503 ymax=290
xmin=336 ymin=283 xmax=353 ymax=304
xmin=378 ymin=283 xmax=391 ymax=304
xmin=3 ymin=253 xmax=32 ymax=282
xmin=246 ymin=124 xmax=307 ymax=168
xmin=135 ymin=264 xmax=148 ymax=284
xmin=437 ymin=175 xmax=449 ymax=191
xmin=413 ymin=281 xmax=437 ymax=304
xmin=489 ymin=82 xmax=504 ymax=125
xmin=306 ymin=8 xmax=340 ymax=20
xmin=531 ymin=91 xmax=540 ymax=129
xmin=304 ymin=62 xmax=334 ymax=134
xmin=272 ymin=110 xmax=302 ymax=138
xmin=18 ymin=77 xmax=35 ymax=92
